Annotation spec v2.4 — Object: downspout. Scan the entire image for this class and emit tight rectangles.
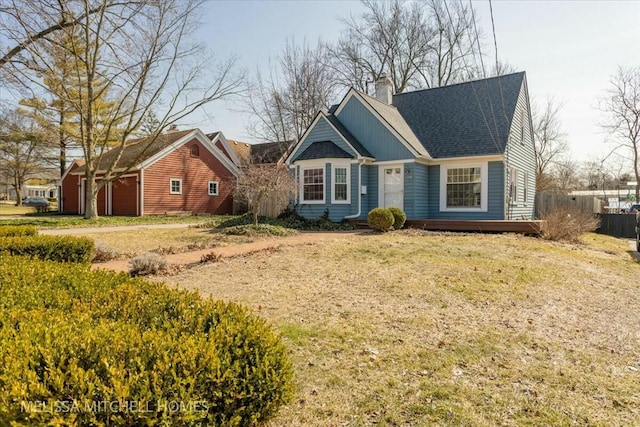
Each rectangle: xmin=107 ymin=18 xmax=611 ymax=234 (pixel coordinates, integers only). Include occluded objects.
xmin=345 ymin=159 xmax=365 ymax=219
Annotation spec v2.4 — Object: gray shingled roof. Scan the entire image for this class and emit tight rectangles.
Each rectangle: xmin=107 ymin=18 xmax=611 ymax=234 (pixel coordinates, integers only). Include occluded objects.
xmin=324 ymin=114 xmax=373 ymax=158
xmin=393 ymin=72 xmax=525 ymax=158
xmin=296 ymin=141 xmax=353 ymax=161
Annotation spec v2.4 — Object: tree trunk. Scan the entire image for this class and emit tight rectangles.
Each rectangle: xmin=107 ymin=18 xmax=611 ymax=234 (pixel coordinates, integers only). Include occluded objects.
xmin=15 ymin=182 xmax=23 ymax=206
xmin=634 ymin=146 xmax=640 ymax=202
xmin=84 ymin=173 xmax=99 ymax=219
xmin=252 ymin=209 xmax=259 ymax=226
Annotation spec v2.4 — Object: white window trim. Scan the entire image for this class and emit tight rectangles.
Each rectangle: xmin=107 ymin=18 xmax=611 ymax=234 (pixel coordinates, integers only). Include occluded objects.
xmin=439 ymin=161 xmax=488 ymax=212
xmin=299 ymin=164 xmax=325 ymax=204
xmin=169 ymin=178 xmax=182 ymax=195
xmin=331 ymin=163 xmax=351 ymax=204
xmin=208 ymin=180 xmax=219 ymax=196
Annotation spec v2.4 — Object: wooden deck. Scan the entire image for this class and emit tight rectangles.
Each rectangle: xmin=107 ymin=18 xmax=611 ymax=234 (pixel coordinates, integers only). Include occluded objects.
xmin=351 ymin=219 xmax=546 ymax=235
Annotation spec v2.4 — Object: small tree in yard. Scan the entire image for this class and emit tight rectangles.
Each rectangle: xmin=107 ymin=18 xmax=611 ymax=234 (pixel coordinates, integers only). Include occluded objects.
xmin=600 ymin=66 xmax=640 ymax=201
xmin=235 ymin=164 xmax=297 ymax=226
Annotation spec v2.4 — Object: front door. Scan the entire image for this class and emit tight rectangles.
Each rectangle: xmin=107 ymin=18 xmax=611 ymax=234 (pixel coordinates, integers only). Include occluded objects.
xmin=382 ymin=166 xmax=403 ymax=209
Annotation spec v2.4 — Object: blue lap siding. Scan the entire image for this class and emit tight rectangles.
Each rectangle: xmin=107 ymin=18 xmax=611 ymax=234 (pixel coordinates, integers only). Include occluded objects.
xmin=336 ymin=97 xmax=413 ymax=161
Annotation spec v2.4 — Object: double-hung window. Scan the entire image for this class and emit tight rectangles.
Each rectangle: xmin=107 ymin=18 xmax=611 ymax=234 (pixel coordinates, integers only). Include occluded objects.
xmin=332 ymin=165 xmax=350 ymax=204
xmin=301 ymin=167 xmax=324 ymax=203
xmin=440 ymin=162 xmax=487 ymax=211
xmin=446 ymin=167 xmax=482 ymax=208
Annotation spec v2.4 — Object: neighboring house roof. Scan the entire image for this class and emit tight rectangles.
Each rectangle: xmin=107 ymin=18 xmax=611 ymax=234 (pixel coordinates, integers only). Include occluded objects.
xmin=393 ymin=72 xmax=524 ymax=158
xmin=71 ymin=128 xmax=240 ymax=177
xmin=324 ymin=114 xmax=373 ymax=158
xmin=83 ymin=129 xmax=194 ymax=172
xmin=296 ymin=141 xmax=353 ymax=161
xmin=226 ymin=139 xmax=252 ymax=164
xmin=250 ymin=140 xmax=291 ymax=164
xmin=227 ymin=139 xmax=293 ymax=165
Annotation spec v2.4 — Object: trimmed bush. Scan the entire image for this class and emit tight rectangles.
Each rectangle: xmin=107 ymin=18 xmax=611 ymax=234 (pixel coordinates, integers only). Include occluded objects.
xmin=0 ymin=255 xmax=294 ymax=426
xmin=129 ymin=252 xmax=168 ymax=276
xmin=367 ymin=208 xmax=394 ymax=232
xmin=93 ymin=241 xmax=121 ymax=262
xmin=0 ymin=225 xmax=37 ymax=237
xmin=0 ymin=235 xmax=93 ymax=263
xmin=387 ymin=207 xmax=407 ymax=230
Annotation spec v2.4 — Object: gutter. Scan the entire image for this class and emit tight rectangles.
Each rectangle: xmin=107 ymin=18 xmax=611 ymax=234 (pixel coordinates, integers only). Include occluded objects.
xmin=345 ymin=159 xmax=365 ymax=220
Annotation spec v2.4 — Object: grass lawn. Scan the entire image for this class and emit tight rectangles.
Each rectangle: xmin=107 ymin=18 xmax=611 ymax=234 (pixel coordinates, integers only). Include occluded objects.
xmin=0 ymin=212 xmax=235 ymax=229
xmin=0 ymin=204 xmax=40 ymax=216
xmin=162 ymin=231 xmax=640 ymax=426
xmin=85 ymin=227 xmax=256 ymax=258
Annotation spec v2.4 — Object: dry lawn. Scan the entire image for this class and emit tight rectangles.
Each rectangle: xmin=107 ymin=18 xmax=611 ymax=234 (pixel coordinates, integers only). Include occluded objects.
xmin=82 ymin=227 xmax=255 ymax=259
xmin=161 ymin=231 xmax=640 ymax=426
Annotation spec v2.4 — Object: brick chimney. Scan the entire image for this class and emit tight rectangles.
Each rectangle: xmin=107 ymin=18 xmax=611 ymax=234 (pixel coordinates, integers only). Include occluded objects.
xmin=374 ymin=73 xmax=393 ymax=104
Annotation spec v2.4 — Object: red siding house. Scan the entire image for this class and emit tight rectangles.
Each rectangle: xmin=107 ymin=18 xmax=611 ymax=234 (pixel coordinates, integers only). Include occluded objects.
xmin=60 ymin=129 xmax=240 ymax=216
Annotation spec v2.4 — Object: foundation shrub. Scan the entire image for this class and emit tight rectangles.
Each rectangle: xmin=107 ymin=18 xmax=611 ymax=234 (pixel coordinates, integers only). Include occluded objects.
xmin=387 ymin=207 xmax=407 ymax=230
xmin=367 ymin=208 xmax=394 ymax=232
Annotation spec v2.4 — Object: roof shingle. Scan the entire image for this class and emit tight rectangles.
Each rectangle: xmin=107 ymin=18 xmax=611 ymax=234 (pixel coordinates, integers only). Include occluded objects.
xmin=296 ymin=141 xmax=353 ymax=161
xmin=393 ymin=72 xmax=525 ymax=158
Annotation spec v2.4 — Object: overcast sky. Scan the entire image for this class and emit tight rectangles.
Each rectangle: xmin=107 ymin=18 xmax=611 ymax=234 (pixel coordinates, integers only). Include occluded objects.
xmin=187 ymin=0 xmax=640 ymax=165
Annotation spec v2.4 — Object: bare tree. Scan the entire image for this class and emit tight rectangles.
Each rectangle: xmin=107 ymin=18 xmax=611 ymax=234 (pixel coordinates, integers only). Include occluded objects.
xmin=0 ymin=109 xmax=53 ymax=205
xmin=533 ymin=98 xmax=568 ymax=192
xmin=327 ymin=0 xmax=481 ymax=94
xmin=3 ymin=0 xmax=243 ymax=219
xmin=235 ymin=164 xmax=297 ymax=226
xmin=600 ymin=66 xmax=640 ymax=201
xmin=245 ymin=39 xmax=336 ymax=143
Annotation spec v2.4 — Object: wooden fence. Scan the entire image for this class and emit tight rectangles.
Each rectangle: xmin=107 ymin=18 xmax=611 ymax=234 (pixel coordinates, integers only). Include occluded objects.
xmin=595 ymin=214 xmax=637 ymax=238
xmin=535 ymin=193 xmax=603 ymax=217
xmin=233 ymin=197 xmax=288 ymax=218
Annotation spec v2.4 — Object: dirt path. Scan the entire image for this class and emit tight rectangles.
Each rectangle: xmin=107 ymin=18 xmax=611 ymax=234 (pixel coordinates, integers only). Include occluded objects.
xmin=91 ymin=230 xmax=364 ymax=273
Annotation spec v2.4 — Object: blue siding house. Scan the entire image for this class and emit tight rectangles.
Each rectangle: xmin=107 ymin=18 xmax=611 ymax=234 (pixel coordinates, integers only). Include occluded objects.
xmin=285 ymin=72 xmax=536 ymax=222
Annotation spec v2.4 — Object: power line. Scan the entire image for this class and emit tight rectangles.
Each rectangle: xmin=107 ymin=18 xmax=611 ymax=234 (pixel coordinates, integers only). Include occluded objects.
xmin=442 ymin=0 xmax=501 ymax=154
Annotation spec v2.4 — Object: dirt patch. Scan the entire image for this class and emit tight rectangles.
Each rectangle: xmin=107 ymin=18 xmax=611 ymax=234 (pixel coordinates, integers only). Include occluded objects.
xmin=92 ymin=231 xmax=363 ymax=273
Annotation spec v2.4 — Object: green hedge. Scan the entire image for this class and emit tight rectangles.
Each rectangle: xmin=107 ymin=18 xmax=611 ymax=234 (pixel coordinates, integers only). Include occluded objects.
xmin=387 ymin=207 xmax=407 ymax=230
xmin=0 ymin=255 xmax=293 ymax=426
xmin=0 ymin=235 xmax=94 ymax=264
xmin=0 ymin=225 xmax=37 ymax=237
xmin=367 ymin=208 xmax=394 ymax=232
